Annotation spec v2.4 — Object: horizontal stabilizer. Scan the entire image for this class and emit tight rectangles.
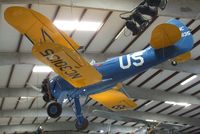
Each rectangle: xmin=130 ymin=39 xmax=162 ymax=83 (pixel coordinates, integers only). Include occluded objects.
xmin=173 ymin=52 xmax=191 ymax=63
xmin=4 ymin=6 xmax=80 ymax=50
xmin=150 ymin=23 xmax=181 ymax=49
xmin=90 ymin=84 xmax=137 ymax=111
xmin=32 ymin=42 xmax=102 ymax=88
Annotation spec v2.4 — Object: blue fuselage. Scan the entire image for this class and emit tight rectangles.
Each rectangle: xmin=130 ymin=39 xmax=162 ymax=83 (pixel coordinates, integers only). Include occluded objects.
xmin=49 ymin=19 xmax=193 ymax=101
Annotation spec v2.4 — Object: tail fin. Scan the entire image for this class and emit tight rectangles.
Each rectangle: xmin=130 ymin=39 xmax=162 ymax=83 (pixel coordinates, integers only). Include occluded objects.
xmin=168 ymin=19 xmax=194 ymax=63
xmin=150 ymin=19 xmax=193 ymax=51
xmin=168 ymin=19 xmax=194 ymax=52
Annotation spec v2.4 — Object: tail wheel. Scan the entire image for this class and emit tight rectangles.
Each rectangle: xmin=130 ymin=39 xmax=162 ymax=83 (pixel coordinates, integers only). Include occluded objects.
xmin=75 ymin=118 xmax=89 ymax=130
xmin=171 ymin=60 xmax=177 ymax=66
xmin=47 ymin=102 xmax=62 ymax=118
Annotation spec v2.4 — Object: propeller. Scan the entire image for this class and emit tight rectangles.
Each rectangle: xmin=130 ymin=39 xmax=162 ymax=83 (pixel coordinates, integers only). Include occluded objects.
xmin=26 ymin=82 xmax=42 ymax=92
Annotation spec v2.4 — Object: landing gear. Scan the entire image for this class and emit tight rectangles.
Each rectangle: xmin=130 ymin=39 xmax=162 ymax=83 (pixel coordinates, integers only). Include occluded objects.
xmin=43 ymin=94 xmax=50 ymax=102
xmin=47 ymin=102 xmax=62 ymax=118
xmin=42 ymin=78 xmax=54 ymax=102
xmin=171 ymin=60 xmax=177 ymax=66
xmin=74 ymin=97 xmax=89 ymax=130
xmin=75 ymin=118 xmax=89 ymax=130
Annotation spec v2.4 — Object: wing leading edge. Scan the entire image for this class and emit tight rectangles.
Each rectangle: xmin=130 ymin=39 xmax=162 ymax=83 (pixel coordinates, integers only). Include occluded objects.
xmin=90 ymin=84 xmax=137 ymax=111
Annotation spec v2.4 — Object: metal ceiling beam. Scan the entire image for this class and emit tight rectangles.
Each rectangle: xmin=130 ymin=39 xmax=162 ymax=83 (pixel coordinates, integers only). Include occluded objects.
xmin=1 ymin=86 xmax=200 ymax=105
xmin=0 ymin=0 xmax=200 ymax=19
xmin=0 ymin=121 xmax=134 ymax=133
xmin=125 ymin=86 xmax=200 ymax=105
xmin=1 ymin=106 xmax=200 ymax=127
xmin=0 ymin=52 xmax=200 ymax=75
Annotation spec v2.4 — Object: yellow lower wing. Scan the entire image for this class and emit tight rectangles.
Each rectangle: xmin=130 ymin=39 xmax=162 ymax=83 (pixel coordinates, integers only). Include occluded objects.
xmin=150 ymin=23 xmax=181 ymax=49
xmin=4 ymin=6 xmax=80 ymax=50
xmin=32 ymin=42 xmax=102 ymax=88
xmin=90 ymin=84 xmax=137 ymax=111
xmin=173 ymin=52 xmax=191 ymax=63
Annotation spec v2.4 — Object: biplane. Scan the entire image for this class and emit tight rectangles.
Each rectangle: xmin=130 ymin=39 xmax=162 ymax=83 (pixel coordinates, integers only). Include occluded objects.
xmin=4 ymin=6 xmax=193 ymax=130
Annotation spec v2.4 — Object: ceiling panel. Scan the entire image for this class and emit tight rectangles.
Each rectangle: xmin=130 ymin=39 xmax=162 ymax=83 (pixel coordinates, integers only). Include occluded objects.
xmin=154 ymin=73 xmax=190 ymax=91
xmin=106 ymin=28 xmax=134 ymax=53
xmin=9 ymin=64 xmax=33 ymax=88
xmin=72 ymin=9 xmax=108 ymax=47
xmin=135 ymin=99 xmax=148 ymax=107
xmin=137 ymin=100 xmax=160 ymax=112
xmin=181 ymin=107 xmax=200 ymax=118
xmin=0 ymin=118 xmax=9 ymax=125
xmin=30 ymin=97 xmax=46 ymax=109
xmin=141 ymin=70 xmax=175 ymax=89
xmin=191 ymin=45 xmax=200 ymax=59
xmin=28 ymin=72 xmax=49 ymax=87
xmin=179 ymin=18 xmax=192 ymax=25
xmin=170 ymin=105 xmax=197 ymax=116
xmin=129 ymin=69 xmax=158 ymax=86
xmin=55 ymin=6 xmax=84 ymax=35
xmin=188 ymin=20 xmax=200 ymax=32
xmin=148 ymin=103 xmax=171 ymax=113
xmin=46 ymin=118 xmax=57 ymax=123
xmin=160 ymin=106 xmax=184 ymax=115
xmin=17 ymin=97 xmax=34 ymax=109
xmin=34 ymin=117 xmax=47 ymax=124
xmin=31 ymin=4 xmax=57 ymax=20
xmin=22 ymin=117 xmax=35 ymax=124
xmin=93 ymin=117 xmax=105 ymax=123
xmin=0 ymin=4 xmax=26 ymax=52
xmin=0 ymin=65 xmax=11 ymax=88
xmin=2 ymin=97 xmax=18 ymax=110
xmin=10 ymin=117 xmax=22 ymax=125
xmin=87 ymin=12 xmax=125 ymax=53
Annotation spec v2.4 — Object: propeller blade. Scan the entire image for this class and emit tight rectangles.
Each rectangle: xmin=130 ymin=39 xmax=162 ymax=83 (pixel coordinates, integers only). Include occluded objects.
xmin=26 ymin=83 xmax=42 ymax=92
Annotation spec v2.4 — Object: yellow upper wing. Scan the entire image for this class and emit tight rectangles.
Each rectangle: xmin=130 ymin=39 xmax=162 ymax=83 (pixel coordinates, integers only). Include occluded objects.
xmin=5 ymin=6 xmax=102 ymax=88
xmin=32 ymin=42 xmax=102 ymax=88
xmin=150 ymin=23 xmax=181 ymax=49
xmin=4 ymin=6 xmax=80 ymax=50
xmin=90 ymin=84 xmax=137 ymax=111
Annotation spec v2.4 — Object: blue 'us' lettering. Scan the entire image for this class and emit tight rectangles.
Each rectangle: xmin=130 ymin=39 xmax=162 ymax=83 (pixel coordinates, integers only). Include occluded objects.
xmin=119 ymin=51 xmax=144 ymax=69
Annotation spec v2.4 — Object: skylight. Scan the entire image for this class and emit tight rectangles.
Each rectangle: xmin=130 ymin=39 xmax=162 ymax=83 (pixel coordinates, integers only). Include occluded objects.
xmin=180 ymin=75 xmax=198 ymax=85
xmin=53 ymin=20 xmax=102 ymax=31
xmin=33 ymin=66 xmax=53 ymax=73
xmin=165 ymin=101 xmax=191 ymax=107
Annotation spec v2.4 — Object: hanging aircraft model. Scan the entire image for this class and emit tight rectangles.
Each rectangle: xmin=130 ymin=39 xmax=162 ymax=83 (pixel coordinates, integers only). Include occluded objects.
xmin=4 ymin=6 xmax=193 ymax=130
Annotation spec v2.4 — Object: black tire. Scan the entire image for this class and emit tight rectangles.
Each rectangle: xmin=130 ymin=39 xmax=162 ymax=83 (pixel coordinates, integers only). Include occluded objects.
xmin=171 ymin=60 xmax=177 ymax=66
xmin=75 ymin=118 xmax=89 ymax=130
xmin=43 ymin=94 xmax=50 ymax=102
xmin=47 ymin=102 xmax=62 ymax=118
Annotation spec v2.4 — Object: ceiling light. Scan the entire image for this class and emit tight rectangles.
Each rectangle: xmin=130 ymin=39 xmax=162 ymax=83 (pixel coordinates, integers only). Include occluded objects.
xmin=21 ymin=96 xmax=34 ymax=99
xmin=99 ymin=130 xmax=104 ymax=133
xmin=146 ymin=0 xmax=168 ymax=10
xmin=53 ymin=20 xmax=102 ymax=31
xmin=130 ymin=12 xmax=149 ymax=29
xmin=145 ymin=119 xmax=158 ymax=122
xmin=115 ymin=27 xmax=125 ymax=40
xmin=137 ymin=5 xmax=158 ymax=17
xmin=180 ymin=75 xmax=198 ymax=85
xmin=125 ymin=21 xmax=140 ymax=35
xmin=33 ymin=66 xmax=53 ymax=73
xmin=165 ymin=101 xmax=191 ymax=107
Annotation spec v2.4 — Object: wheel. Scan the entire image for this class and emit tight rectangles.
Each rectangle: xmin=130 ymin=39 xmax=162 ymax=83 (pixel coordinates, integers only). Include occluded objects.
xmin=43 ymin=94 xmax=50 ymax=102
xmin=47 ymin=102 xmax=62 ymax=118
xmin=75 ymin=118 xmax=89 ymax=130
xmin=171 ymin=60 xmax=177 ymax=66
